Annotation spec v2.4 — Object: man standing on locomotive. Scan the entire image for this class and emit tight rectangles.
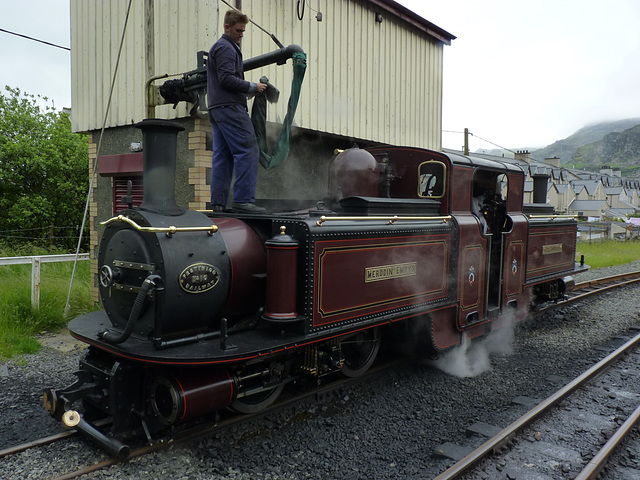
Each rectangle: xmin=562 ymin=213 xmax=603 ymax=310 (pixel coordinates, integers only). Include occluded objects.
xmin=207 ymin=9 xmax=267 ymax=213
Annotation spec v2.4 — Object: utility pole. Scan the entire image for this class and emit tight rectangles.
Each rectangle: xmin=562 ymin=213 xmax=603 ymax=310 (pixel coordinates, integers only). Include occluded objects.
xmin=463 ymin=128 xmax=470 ymax=156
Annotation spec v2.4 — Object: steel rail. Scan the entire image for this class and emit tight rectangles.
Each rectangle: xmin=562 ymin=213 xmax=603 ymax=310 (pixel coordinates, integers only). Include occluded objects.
xmin=0 ymin=430 xmax=77 ymax=458
xmin=48 ymin=357 xmax=408 ymax=480
xmin=568 ymin=272 xmax=640 ymax=304
xmin=433 ymin=330 xmax=640 ymax=480
xmin=531 ymin=271 xmax=640 ymax=317
xmin=574 ymin=401 xmax=640 ymax=480
xmin=574 ymin=270 xmax=640 ymax=290
xmin=0 ymin=418 xmax=110 ymax=460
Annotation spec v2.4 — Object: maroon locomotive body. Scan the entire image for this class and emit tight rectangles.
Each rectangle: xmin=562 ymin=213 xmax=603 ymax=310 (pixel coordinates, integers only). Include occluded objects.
xmin=45 ymin=120 xmax=586 ymax=457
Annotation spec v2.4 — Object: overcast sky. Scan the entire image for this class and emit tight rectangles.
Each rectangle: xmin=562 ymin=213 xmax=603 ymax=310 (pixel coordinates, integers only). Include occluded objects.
xmin=2 ymin=0 xmax=639 ymax=153
xmin=0 ymin=0 xmax=71 ymax=111
xmin=397 ymin=0 xmax=640 ymax=151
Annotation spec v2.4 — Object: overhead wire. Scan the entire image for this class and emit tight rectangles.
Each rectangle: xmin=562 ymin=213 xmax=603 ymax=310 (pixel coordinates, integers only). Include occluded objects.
xmin=65 ymin=0 xmax=134 ymax=315
xmin=443 ymin=129 xmax=551 ymax=164
xmin=0 ymin=27 xmax=70 ymax=51
xmin=218 ymin=0 xmax=285 ymax=47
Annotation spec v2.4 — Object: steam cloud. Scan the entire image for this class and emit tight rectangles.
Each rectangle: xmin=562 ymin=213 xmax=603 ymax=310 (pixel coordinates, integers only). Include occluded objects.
xmin=430 ymin=313 xmax=516 ymax=378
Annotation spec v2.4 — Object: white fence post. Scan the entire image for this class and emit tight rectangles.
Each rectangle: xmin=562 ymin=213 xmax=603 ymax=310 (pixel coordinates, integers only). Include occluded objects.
xmin=31 ymin=256 xmax=41 ymax=309
xmin=0 ymin=254 xmax=90 ymax=310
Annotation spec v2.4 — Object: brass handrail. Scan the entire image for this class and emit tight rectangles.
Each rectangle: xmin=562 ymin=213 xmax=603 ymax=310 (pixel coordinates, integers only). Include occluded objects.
xmin=315 ymin=215 xmax=451 ymax=226
xmin=101 ymin=215 xmax=218 ymax=236
xmin=527 ymin=214 xmax=577 ymax=220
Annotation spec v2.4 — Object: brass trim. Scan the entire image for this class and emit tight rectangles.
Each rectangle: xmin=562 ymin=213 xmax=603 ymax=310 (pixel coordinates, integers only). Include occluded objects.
xmin=316 ymin=215 xmax=451 ymax=226
xmin=417 ymin=159 xmax=447 ymax=199
xmin=100 ymin=215 xmax=218 ymax=236
xmin=527 ymin=214 xmax=577 ymax=220
xmin=62 ymin=410 xmax=81 ymax=428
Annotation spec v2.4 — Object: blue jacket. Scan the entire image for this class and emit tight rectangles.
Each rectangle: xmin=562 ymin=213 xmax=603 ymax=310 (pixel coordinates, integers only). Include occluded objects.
xmin=207 ymin=34 xmax=251 ymax=110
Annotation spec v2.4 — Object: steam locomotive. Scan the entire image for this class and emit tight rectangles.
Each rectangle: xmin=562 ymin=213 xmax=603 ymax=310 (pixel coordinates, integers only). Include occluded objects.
xmin=44 ymin=119 xmax=587 ymax=458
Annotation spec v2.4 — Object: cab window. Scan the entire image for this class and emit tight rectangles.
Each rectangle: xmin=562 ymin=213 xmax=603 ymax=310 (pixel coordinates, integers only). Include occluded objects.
xmin=418 ymin=161 xmax=446 ymax=198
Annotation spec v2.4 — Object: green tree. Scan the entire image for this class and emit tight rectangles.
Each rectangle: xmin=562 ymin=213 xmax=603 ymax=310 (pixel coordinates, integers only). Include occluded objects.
xmin=0 ymin=86 xmax=88 ymax=249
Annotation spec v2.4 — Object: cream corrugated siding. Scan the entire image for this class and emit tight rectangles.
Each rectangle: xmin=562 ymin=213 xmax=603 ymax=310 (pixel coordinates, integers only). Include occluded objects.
xmin=153 ymin=0 xmax=220 ymax=120
xmin=238 ymin=0 xmax=443 ymax=149
xmin=71 ymin=0 xmax=145 ymax=132
xmin=71 ymin=0 xmax=220 ymax=131
xmin=72 ymin=0 xmax=443 ymax=149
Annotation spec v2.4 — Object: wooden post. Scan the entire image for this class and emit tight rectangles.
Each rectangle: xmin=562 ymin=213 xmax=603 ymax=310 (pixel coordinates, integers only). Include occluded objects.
xmin=463 ymin=128 xmax=470 ymax=156
xmin=31 ymin=256 xmax=41 ymax=309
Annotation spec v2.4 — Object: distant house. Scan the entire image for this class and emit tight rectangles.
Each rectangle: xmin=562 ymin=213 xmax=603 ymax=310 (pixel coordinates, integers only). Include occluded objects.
xmin=547 ymin=183 xmax=575 ymax=214
xmin=567 ymin=199 xmax=610 ymax=219
xmin=457 ymin=149 xmax=640 ymax=217
xmin=576 ymin=223 xmax=608 ymax=241
xmin=605 ymin=208 xmax=636 ymax=219
xmin=604 ymin=186 xmax=626 ymax=208
xmin=571 ymin=180 xmax=606 ymax=201
xmin=622 ymin=183 xmax=640 ymax=207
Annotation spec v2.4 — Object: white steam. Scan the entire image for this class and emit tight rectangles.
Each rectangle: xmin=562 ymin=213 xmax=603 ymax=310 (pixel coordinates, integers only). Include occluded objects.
xmin=430 ymin=313 xmax=516 ymax=378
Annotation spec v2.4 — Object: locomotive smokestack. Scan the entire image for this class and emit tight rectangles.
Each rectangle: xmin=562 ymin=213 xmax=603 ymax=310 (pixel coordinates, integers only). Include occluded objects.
xmin=136 ymin=119 xmax=185 ymax=215
xmin=532 ymin=173 xmax=549 ymax=204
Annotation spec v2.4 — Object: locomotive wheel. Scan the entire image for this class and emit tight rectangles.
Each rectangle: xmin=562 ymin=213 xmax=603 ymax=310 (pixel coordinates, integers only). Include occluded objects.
xmin=229 ymin=384 xmax=285 ymax=414
xmin=340 ymin=327 xmax=381 ymax=377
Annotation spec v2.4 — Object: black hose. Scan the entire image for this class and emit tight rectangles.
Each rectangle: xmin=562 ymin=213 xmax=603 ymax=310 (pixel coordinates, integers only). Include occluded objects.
xmin=100 ymin=274 xmax=161 ymax=344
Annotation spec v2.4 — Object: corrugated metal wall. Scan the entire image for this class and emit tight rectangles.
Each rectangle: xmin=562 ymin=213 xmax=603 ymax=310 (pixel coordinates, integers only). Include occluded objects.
xmin=71 ymin=0 xmax=444 ymax=149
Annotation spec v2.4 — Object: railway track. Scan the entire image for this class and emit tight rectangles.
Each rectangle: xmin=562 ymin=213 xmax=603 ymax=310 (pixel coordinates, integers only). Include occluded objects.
xmin=433 ymin=328 xmax=640 ymax=480
xmin=571 ymin=271 xmax=640 ymax=301
xmin=1 ymin=357 xmax=407 ymax=480
xmin=532 ymin=271 xmax=640 ymax=316
xmin=2 ymin=271 xmax=638 ymax=479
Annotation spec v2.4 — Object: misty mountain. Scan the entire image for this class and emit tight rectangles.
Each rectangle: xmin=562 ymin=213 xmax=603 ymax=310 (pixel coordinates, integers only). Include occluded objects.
xmin=474 ymin=118 xmax=640 ymax=178
xmin=530 ymin=118 xmax=640 ymax=169
xmin=570 ymin=124 xmax=640 ymax=177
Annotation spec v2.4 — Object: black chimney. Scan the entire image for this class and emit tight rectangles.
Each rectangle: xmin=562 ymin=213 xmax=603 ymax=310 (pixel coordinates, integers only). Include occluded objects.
xmin=532 ymin=173 xmax=549 ymax=204
xmin=136 ymin=119 xmax=185 ymax=215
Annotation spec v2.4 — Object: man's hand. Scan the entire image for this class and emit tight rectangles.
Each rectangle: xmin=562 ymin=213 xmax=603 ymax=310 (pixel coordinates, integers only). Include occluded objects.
xmin=256 ymin=82 xmax=268 ymax=94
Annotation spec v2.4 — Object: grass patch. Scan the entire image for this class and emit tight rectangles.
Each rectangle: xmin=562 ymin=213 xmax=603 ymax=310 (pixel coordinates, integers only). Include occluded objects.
xmin=576 ymin=239 xmax=640 ymax=269
xmin=0 ymin=247 xmax=95 ymax=358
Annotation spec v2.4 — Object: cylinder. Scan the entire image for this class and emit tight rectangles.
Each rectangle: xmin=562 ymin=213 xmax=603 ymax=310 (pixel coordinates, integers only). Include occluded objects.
xmin=263 ymin=226 xmax=299 ymax=322
xmin=151 ymin=369 xmax=234 ymax=425
xmin=136 ymin=119 xmax=185 ymax=216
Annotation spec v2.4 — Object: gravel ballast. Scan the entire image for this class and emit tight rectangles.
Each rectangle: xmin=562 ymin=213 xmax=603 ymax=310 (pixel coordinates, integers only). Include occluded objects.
xmin=1 ymin=261 xmax=639 ymax=479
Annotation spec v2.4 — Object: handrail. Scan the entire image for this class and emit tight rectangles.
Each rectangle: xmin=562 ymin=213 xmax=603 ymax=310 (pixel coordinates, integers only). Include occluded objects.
xmin=527 ymin=214 xmax=577 ymax=220
xmin=315 ymin=215 xmax=452 ymax=226
xmin=100 ymin=215 xmax=218 ymax=236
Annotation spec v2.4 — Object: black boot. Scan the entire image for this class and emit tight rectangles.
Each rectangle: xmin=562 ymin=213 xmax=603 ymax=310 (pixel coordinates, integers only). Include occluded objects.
xmin=232 ymin=202 xmax=266 ymax=214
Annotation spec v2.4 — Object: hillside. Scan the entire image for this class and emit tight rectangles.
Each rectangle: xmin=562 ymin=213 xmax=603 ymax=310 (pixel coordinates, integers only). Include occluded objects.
xmin=571 ymin=124 xmax=640 ymax=177
xmin=530 ymin=118 xmax=640 ymax=174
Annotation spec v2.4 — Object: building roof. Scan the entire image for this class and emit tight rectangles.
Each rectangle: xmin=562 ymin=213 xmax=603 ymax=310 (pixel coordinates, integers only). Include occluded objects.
xmin=606 ymin=208 xmax=636 ymax=217
xmin=370 ymin=0 xmax=457 ymax=44
xmin=571 ymin=180 xmax=601 ymax=196
xmin=605 ymin=186 xmax=624 ymax=195
xmin=568 ymin=199 xmax=609 ymax=211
